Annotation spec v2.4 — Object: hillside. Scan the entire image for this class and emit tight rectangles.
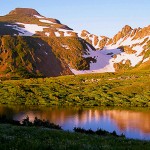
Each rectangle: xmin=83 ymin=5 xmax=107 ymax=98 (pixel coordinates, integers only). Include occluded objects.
xmin=0 ymin=8 xmax=149 ymax=78
xmin=0 ymin=36 xmax=95 ymax=78
xmin=0 ymin=69 xmax=149 ymax=106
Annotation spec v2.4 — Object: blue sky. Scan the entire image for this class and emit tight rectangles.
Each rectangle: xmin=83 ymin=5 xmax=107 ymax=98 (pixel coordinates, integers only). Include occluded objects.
xmin=0 ymin=0 xmax=150 ymax=37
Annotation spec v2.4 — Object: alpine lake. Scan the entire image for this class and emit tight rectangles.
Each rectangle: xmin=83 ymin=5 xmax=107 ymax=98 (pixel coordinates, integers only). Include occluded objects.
xmin=0 ymin=105 xmax=150 ymax=140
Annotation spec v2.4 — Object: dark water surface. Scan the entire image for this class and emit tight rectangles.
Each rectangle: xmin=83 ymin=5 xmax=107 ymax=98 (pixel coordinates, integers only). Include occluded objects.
xmin=0 ymin=105 xmax=150 ymax=140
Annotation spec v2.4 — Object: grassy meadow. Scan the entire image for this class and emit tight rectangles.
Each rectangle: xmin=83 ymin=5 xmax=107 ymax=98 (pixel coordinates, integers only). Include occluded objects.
xmin=0 ymin=66 xmax=149 ymax=107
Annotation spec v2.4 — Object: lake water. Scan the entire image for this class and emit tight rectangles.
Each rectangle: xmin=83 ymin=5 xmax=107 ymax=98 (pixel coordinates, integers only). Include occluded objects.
xmin=0 ymin=105 xmax=150 ymax=140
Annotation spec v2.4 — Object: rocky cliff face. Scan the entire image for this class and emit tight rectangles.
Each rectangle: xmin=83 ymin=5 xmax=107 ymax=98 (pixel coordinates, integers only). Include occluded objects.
xmin=79 ymin=30 xmax=109 ymax=49
xmin=110 ymin=25 xmax=133 ymax=44
xmin=106 ymin=25 xmax=150 ymax=46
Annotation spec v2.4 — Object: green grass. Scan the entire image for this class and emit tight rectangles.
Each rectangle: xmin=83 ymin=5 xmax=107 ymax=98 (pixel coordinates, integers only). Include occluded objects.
xmin=0 ymin=69 xmax=149 ymax=107
xmin=0 ymin=124 xmax=149 ymax=150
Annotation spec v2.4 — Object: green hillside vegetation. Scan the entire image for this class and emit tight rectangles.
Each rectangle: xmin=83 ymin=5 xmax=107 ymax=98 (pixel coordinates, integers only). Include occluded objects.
xmin=0 ymin=35 xmax=37 ymax=78
xmin=0 ymin=36 xmax=93 ymax=78
xmin=0 ymin=69 xmax=149 ymax=106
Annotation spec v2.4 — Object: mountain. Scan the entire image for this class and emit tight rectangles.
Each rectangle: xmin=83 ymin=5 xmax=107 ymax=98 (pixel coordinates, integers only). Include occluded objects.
xmin=0 ymin=8 xmax=97 ymax=78
xmin=0 ymin=8 xmax=149 ymax=78
xmin=72 ymin=25 xmax=150 ymax=74
xmin=0 ymin=8 xmax=73 ymax=36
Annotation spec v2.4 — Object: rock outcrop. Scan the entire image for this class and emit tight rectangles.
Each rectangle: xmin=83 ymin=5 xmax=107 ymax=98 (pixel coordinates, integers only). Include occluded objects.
xmin=8 ymin=8 xmax=41 ymax=16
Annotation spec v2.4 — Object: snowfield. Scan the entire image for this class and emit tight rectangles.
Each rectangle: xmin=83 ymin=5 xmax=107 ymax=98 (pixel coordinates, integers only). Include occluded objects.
xmin=70 ymin=35 xmax=150 ymax=75
xmin=70 ymin=45 xmax=118 ymax=74
xmin=16 ymin=23 xmax=49 ymax=36
xmin=6 ymin=23 xmax=49 ymax=36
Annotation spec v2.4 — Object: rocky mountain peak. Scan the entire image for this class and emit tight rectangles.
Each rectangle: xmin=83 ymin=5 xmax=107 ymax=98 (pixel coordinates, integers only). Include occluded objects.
xmin=121 ymin=25 xmax=132 ymax=35
xmin=108 ymin=25 xmax=133 ymax=44
xmin=80 ymin=30 xmax=90 ymax=36
xmin=8 ymin=8 xmax=41 ymax=16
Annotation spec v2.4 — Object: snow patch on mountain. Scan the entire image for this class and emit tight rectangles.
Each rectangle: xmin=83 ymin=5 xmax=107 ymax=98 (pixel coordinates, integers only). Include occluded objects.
xmin=105 ymin=36 xmax=149 ymax=50
xmin=17 ymin=23 xmax=48 ymax=36
xmin=55 ymin=32 xmax=61 ymax=37
xmin=143 ymin=57 xmax=149 ymax=63
xmin=39 ymin=19 xmax=56 ymax=24
xmin=114 ymin=52 xmax=143 ymax=67
xmin=61 ymin=44 xmax=70 ymax=49
xmin=57 ymin=29 xmax=74 ymax=36
xmin=34 ymin=15 xmax=44 ymax=19
xmin=5 ymin=23 xmax=49 ymax=36
xmin=45 ymin=32 xmax=50 ymax=37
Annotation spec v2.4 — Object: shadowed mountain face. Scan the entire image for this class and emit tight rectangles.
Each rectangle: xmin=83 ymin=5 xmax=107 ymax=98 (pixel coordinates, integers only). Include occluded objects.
xmin=0 ymin=35 xmax=94 ymax=78
xmin=0 ymin=36 xmax=70 ymax=78
xmin=0 ymin=8 xmax=149 ymax=78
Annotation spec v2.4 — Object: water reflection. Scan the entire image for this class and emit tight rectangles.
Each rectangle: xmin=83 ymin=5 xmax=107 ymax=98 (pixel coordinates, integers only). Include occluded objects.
xmin=104 ymin=110 xmax=150 ymax=133
xmin=0 ymin=105 xmax=150 ymax=140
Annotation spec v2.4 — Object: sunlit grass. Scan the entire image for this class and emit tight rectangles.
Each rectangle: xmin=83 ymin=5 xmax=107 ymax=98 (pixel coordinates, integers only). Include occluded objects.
xmin=0 ymin=69 xmax=149 ymax=107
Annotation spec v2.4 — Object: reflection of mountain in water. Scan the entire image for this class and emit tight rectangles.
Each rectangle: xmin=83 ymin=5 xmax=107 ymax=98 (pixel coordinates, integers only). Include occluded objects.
xmin=13 ymin=109 xmax=104 ymax=125
xmin=103 ymin=110 xmax=150 ymax=134
xmin=0 ymin=106 xmax=150 ymax=136
xmin=12 ymin=108 xmax=150 ymax=134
